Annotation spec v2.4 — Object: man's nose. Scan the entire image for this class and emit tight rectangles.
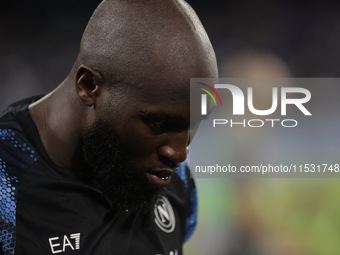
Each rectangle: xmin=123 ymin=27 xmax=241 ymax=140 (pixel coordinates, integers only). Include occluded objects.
xmin=158 ymin=130 xmax=189 ymax=165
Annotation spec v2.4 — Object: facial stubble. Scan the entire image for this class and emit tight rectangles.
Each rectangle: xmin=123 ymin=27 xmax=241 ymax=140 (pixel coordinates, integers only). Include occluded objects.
xmin=81 ymin=119 xmax=164 ymax=213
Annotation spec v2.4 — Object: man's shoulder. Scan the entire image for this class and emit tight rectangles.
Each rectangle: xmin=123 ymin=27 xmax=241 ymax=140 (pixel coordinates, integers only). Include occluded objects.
xmin=0 ymin=103 xmax=40 ymax=255
xmin=168 ymin=162 xmax=197 ymax=243
xmin=0 ymin=103 xmax=40 ymax=178
xmin=1 ymin=95 xmax=43 ymax=116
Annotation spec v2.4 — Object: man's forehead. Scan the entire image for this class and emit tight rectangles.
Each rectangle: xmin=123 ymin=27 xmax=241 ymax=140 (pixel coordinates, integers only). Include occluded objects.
xmin=139 ymin=109 xmax=189 ymax=123
xmin=121 ymin=77 xmax=190 ymax=99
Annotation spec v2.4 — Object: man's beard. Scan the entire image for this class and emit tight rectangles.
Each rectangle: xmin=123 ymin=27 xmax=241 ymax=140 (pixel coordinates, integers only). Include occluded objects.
xmin=81 ymin=119 xmax=164 ymax=213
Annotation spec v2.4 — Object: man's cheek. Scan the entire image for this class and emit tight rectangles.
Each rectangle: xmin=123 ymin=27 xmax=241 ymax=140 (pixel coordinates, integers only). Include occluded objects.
xmin=125 ymin=135 xmax=160 ymax=156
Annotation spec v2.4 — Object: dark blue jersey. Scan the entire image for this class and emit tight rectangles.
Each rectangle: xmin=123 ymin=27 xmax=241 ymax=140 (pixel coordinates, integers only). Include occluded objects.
xmin=0 ymin=99 xmax=197 ymax=255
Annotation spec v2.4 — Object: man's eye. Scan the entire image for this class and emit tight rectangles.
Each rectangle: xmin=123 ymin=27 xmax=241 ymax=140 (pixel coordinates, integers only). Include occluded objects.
xmin=152 ymin=122 xmax=162 ymax=128
xmin=148 ymin=119 xmax=181 ymax=134
xmin=150 ymin=121 xmax=166 ymax=132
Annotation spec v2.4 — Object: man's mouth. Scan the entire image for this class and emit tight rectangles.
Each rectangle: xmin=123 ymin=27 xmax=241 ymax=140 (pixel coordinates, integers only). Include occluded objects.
xmin=145 ymin=168 xmax=177 ymax=187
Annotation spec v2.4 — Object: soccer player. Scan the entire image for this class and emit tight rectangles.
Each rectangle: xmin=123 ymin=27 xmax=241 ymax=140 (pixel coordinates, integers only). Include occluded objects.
xmin=0 ymin=0 xmax=217 ymax=254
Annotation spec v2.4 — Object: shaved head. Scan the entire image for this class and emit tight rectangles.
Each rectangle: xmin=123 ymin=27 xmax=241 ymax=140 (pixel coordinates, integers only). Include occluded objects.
xmin=72 ymin=0 xmax=217 ymax=85
xmin=28 ymin=0 xmax=218 ymax=212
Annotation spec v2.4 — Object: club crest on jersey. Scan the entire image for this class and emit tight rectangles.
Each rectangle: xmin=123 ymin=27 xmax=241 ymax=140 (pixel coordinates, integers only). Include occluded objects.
xmin=154 ymin=196 xmax=175 ymax=233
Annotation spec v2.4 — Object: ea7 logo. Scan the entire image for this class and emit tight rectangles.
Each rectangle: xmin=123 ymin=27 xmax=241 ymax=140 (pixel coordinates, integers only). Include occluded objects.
xmin=49 ymin=233 xmax=80 ymax=254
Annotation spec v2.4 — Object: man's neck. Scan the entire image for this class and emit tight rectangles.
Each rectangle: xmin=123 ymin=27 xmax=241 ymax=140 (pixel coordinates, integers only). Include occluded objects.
xmin=28 ymin=80 xmax=88 ymax=171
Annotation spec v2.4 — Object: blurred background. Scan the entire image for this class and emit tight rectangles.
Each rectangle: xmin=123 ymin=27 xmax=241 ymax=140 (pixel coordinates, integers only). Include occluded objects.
xmin=2 ymin=0 xmax=340 ymax=254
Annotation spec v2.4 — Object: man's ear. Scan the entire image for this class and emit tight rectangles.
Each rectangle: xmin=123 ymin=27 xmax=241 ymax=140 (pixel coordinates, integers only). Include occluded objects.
xmin=75 ymin=64 xmax=103 ymax=108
